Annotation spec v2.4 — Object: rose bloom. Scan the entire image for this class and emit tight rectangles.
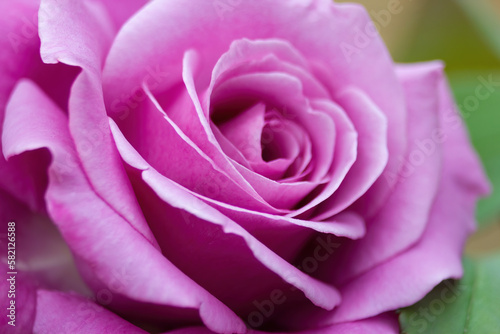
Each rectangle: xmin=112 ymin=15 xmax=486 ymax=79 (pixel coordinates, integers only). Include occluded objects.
xmin=0 ymin=0 xmax=490 ymax=333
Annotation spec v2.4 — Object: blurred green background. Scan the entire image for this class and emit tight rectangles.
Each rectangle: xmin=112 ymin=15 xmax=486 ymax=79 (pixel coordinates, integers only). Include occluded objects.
xmin=339 ymin=0 xmax=500 ymax=255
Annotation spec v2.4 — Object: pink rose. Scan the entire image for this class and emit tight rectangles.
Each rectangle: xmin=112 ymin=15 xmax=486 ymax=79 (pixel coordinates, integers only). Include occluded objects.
xmin=0 ymin=0 xmax=489 ymax=333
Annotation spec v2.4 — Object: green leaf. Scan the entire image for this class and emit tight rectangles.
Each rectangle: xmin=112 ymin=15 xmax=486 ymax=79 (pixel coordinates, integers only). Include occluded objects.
xmin=447 ymin=71 xmax=500 ymax=226
xmin=454 ymin=0 xmax=500 ymax=60
xmin=399 ymin=255 xmax=500 ymax=333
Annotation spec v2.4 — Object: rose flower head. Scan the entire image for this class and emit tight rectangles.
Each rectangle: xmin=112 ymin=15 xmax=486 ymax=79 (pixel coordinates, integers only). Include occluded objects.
xmin=0 ymin=0 xmax=490 ymax=333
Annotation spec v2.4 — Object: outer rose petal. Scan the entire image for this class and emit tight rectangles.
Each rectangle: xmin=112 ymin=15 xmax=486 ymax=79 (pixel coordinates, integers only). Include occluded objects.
xmin=0 ymin=0 xmax=78 ymax=212
xmin=321 ymin=62 xmax=444 ymax=286
xmin=3 ymin=79 xmax=246 ymax=334
xmin=0 ymin=0 xmax=39 ymax=110
xmin=38 ymin=0 xmax=155 ymax=245
xmin=33 ymin=295 xmax=396 ymax=334
xmin=165 ymin=313 xmax=398 ymax=334
xmin=277 ymin=63 xmax=490 ymax=329
xmin=34 ymin=290 xmax=148 ymax=334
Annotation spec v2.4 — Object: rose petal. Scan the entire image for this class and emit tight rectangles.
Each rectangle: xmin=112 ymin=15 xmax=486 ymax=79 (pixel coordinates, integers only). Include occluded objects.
xmin=317 ymin=3 xmax=407 ymax=217
xmin=39 ymin=0 xmax=114 ymax=69
xmin=330 ymin=94 xmax=488 ymax=322
xmin=211 ymin=124 xmax=252 ymax=168
xmin=171 ymin=191 xmax=366 ymax=260
xmin=216 ymin=103 xmax=304 ymax=180
xmin=142 ymin=82 xmax=287 ymax=214
xmin=250 ymin=122 xmax=304 ymax=180
xmin=298 ymin=313 xmax=399 ymax=334
xmin=181 ymin=50 xmax=275 ymax=201
xmin=165 ymin=313 xmax=398 ymax=334
xmin=102 ymin=0 xmax=407 ymax=215
xmin=285 ymin=99 xmax=357 ymax=218
xmin=208 ymin=38 xmax=331 ymax=106
xmin=321 ymin=62 xmax=445 ymax=286
xmin=212 ymin=71 xmax=335 ymax=181
xmin=33 ymin=290 xmax=148 ymax=334
xmin=0 ymin=0 xmax=77 ymax=212
xmin=3 ymin=79 xmax=246 ymax=334
xmin=174 ymin=39 xmax=320 ymax=183
xmin=210 ymin=71 xmax=339 ymax=209
xmin=280 ymin=62 xmax=490 ymax=327
xmin=98 ymin=0 xmax=148 ymax=32
xmin=110 ymin=119 xmax=342 ymax=313
xmin=313 ymin=88 xmax=388 ymax=219
xmin=0 ymin=0 xmax=40 ymax=111
xmin=217 ymin=103 xmax=266 ymax=161
xmin=38 ymin=0 xmax=156 ymax=246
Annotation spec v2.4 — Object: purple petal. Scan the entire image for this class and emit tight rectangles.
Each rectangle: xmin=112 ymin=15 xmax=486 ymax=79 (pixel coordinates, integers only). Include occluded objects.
xmin=313 ymin=88 xmax=388 ymax=219
xmin=39 ymin=0 xmax=153 ymax=244
xmin=34 ymin=290 xmax=148 ymax=334
xmin=321 ymin=62 xmax=445 ymax=287
xmin=3 ymin=80 xmax=246 ymax=334
xmin=142 ymin=83 xmax=284 ymax=214
xmin=102 ymin=0 xmax=407 ymax=215
xmin=164 ymin=313 xmax=399 ymax=334
xmin=110 ymin=119 xmax=342 ymax=314
xmin=98 ymin=0 xmax=148 ymax=32
xmin=0 ymin=0 xmax=77 ymax=211
xmin=281 ymin=62 xmax=489 ymax=327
